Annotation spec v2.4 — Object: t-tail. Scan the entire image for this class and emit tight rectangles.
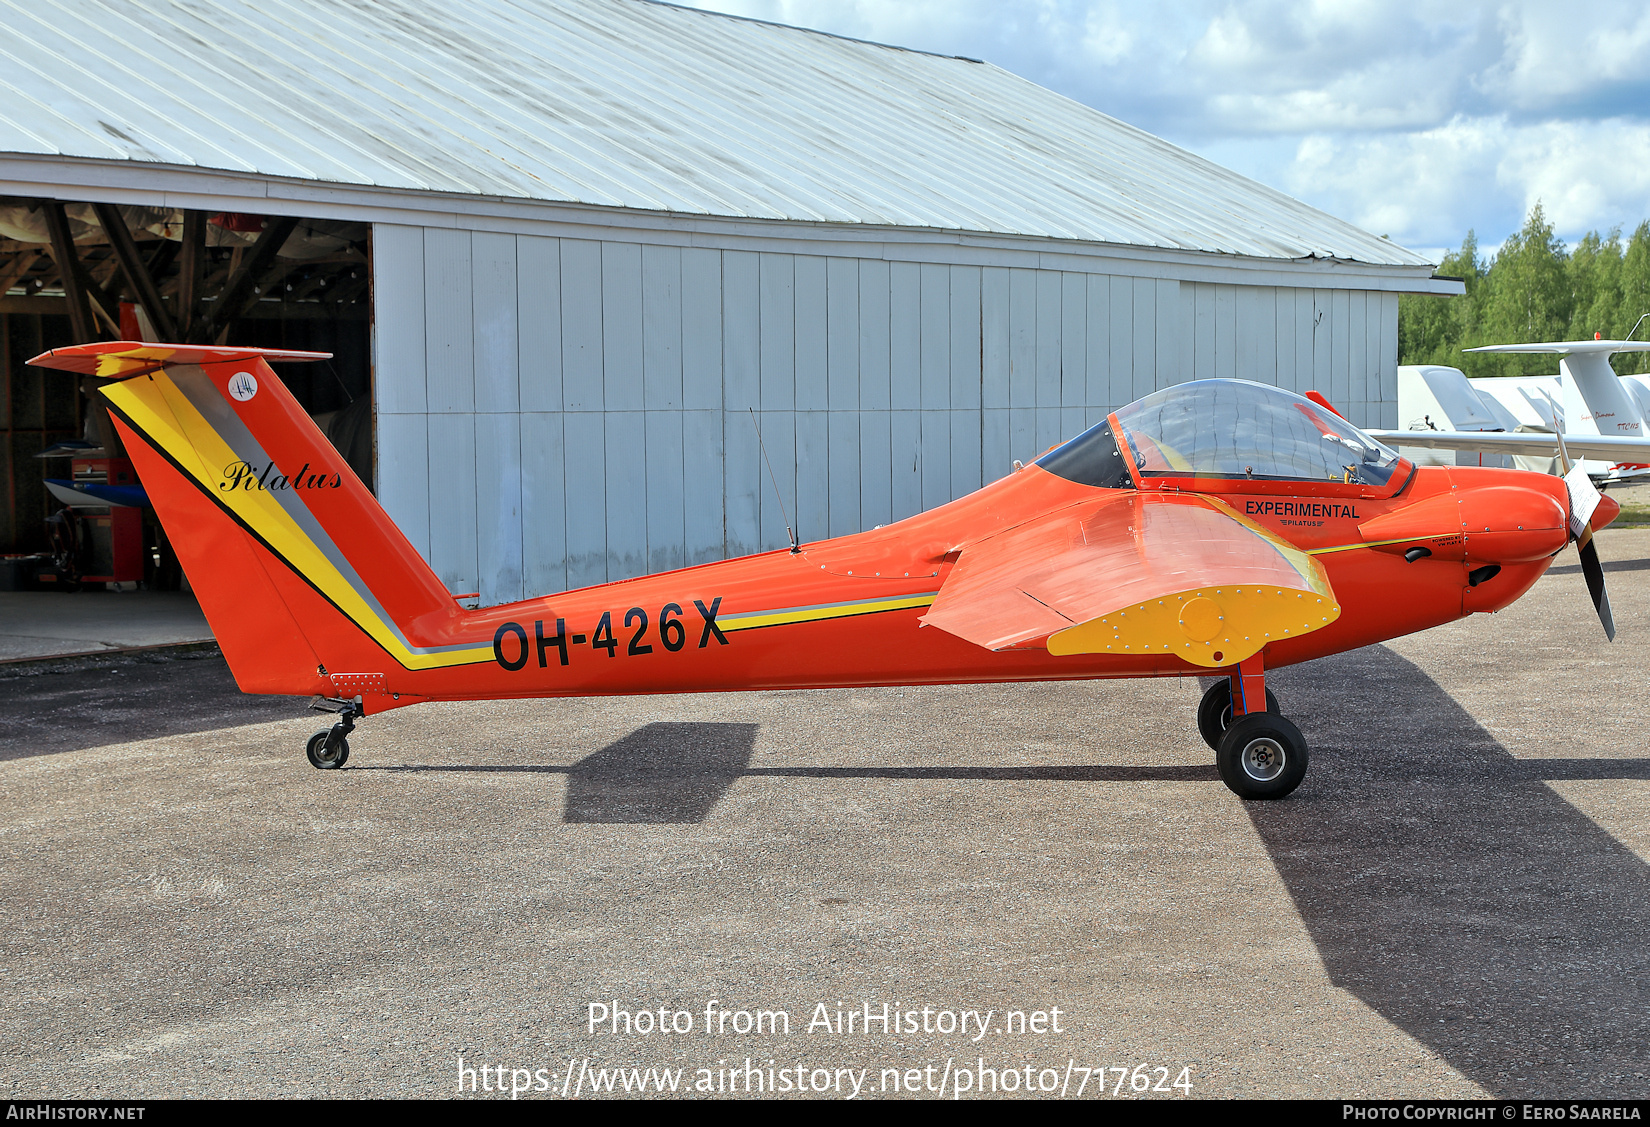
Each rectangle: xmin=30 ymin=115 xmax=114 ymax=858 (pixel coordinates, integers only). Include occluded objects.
xmin=29 ymin=343 xmax=488 ymax=703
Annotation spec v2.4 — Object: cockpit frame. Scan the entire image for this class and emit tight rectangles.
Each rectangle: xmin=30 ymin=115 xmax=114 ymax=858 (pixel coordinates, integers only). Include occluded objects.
xmin=1036 ymin=379 xmax=1414 ymax=501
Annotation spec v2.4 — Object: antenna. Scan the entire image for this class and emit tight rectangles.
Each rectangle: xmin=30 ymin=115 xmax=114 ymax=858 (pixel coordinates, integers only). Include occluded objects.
xmin=1627 ymin=312 xmax=1650 ymax=341
xmin=321 ymin=358 xmax=355 ymax=403
xmin=748 ymin=408 xmax=799 ymax=553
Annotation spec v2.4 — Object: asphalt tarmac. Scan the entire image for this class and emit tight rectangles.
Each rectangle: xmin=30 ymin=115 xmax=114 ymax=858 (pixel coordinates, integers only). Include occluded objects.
xmin=3 ymin=532 xmax=1649 ymax=1100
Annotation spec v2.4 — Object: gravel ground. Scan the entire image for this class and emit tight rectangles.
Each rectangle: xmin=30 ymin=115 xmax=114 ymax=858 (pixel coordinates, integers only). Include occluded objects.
xmin=3 ymin=532 xmax=1648 ymax=1100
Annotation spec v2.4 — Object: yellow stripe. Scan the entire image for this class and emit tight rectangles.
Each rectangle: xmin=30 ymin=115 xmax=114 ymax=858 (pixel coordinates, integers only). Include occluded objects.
xmin=105 ymin=372 xmax=490 ymax=671
xmin=720 ymin=593 xmax=936 ymax=632
xmin=1308 ymin=536 xmax=1415 ymax=557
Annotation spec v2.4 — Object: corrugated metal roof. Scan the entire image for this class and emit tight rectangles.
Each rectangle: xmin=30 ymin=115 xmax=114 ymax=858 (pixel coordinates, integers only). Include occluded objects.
xmin=0 ymin=0 xmax=1432 ymax=267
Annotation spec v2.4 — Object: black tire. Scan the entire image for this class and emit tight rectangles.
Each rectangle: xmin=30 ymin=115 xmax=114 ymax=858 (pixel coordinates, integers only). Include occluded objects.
xmin=1216 ymin=712 xmax=1308 ymax=800
xmin=1196 ymin=680 xmax=1281 ymax=750
xmin=305 ymin=728 xmax=350 ymax=769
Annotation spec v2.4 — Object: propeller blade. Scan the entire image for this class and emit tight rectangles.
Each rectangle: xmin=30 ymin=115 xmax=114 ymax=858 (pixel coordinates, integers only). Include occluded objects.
xmin=1558 ymin=449 xmax=1616 ymax=641
xmin=1577 ymin=534 xmax=1617 ymax=641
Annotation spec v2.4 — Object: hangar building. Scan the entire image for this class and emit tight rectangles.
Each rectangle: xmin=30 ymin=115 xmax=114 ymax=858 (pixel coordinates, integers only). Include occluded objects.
xmin=0 ymin=0 xmax=1459 ymax=604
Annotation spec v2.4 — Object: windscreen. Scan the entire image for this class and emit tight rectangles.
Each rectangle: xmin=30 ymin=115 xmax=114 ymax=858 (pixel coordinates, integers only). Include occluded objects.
xmin=1033 ymin=416 xmax=1136 ymax=488
xmin=1111 ymin=379 xmax=1403 ymax=485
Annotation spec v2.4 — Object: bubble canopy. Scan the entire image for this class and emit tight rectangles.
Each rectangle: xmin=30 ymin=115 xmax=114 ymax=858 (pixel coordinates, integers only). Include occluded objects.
xmin=1037 ymin=379 xmax=1405 ymax=488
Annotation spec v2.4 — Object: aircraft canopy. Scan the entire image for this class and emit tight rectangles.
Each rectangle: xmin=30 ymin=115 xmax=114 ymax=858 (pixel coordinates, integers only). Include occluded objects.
xmin=1105 ymin=379 xmax=1403 ymax=486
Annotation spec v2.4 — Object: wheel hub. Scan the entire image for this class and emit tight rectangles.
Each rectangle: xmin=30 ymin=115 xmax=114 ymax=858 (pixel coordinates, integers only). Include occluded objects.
xmin=1240 ymin=737 xmax=1286 ymax=782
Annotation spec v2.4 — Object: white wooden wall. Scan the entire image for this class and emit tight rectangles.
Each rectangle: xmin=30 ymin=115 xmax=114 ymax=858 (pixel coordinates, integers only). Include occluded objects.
xmin=373 ymin=224 xmax=1399 ymax=603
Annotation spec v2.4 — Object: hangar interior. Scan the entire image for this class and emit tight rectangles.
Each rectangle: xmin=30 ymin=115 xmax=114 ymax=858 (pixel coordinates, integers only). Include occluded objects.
xmin=0 ymin=198 xmax=371 ymax=570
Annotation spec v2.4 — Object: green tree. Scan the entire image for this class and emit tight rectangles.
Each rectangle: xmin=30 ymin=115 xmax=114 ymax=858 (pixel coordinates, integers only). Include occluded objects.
xmin=1398 ymin=205 xmax=1650 ymax=378
xmin=1619 ymin=221 xmax=1650 ymax=372
xmin=1398 ymin=230 xmax=1483 ymax=370
xmin=1471 ymin=203 xmax=1570 ymax=374
xmin=1566 ymin=227 xmax=1623 ymax=343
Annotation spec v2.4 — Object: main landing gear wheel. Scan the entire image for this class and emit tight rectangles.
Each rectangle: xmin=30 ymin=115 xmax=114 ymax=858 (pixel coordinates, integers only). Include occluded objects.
xmin=1196 ymin=679 xmax=1280 ymax=750
xmin=305 ymin=728 xmax=350 ymax=769
xmin=1216 ymin=713 xmax=1308 ymax=800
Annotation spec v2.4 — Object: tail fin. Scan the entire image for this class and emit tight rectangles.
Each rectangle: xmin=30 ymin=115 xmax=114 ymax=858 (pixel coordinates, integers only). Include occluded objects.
xmin=29 ymin=343 xmax=487 ymax=695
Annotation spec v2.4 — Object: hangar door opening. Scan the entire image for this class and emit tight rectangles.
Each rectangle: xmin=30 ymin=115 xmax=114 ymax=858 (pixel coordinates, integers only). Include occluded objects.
xmin=0 ymin=199 xmax=371 ymax=591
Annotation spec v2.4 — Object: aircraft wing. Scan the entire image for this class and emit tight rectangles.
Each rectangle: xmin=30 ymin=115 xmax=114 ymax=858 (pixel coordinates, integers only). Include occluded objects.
xmin=1368 ymin=429 xmax=1650 ymax=461
xmin=921 ymin=491 xmax=1340 ymax=668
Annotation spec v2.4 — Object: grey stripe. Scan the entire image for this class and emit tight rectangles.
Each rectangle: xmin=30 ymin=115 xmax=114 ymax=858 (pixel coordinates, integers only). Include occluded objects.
xmin=720 ymin=591 xmax=940 ymax=624
xmin=168 ymin=366 xmax=476 ymax=657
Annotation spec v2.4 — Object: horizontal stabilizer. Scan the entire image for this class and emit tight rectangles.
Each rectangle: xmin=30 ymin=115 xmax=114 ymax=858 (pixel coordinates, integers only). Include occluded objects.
xmin=1464 ymin=340 xmax=1650 ymax=356
xmin=29 ymin=341 xmax=330 ymax=379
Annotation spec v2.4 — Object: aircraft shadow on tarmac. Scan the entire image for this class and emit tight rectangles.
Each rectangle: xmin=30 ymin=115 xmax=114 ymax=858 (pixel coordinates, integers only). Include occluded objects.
xmin=51 ymin=647 xmax=1640 ymax=1093
xmin=368 ymin=721 xmax=762 ymax=823
xmin=1259 ymin=646 xmax=1650 ymax=1098
xmin=560 ymin=721 xmax=759 ymax=823
xmin=370 ymin=723 xmax=1219 ymax=822
xmin=382 ymin=652 xmax=1650 ymax=1095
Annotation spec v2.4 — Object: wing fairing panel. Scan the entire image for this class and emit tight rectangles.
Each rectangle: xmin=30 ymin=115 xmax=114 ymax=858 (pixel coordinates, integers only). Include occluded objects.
xmin=921 ymin=490 xmax=1340 ymax=666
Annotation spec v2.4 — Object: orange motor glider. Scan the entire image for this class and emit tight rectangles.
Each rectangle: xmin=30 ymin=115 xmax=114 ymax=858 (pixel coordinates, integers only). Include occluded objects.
xmin=31 ymin=342 xmax=1621 ymax=799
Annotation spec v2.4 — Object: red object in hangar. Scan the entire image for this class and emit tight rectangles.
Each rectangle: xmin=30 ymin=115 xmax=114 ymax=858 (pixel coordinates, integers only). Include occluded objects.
xmin=26 ymin=342 xmax=1621 ymax=799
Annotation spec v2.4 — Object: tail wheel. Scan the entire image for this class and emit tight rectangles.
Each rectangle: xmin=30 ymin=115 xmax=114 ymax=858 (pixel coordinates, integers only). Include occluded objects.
xmin=1216 ymin=713 xmax=1308 ymax=800
xmin=305 ymin=728 xmax=350 ymax=769
xmin=1196 ymin=680 xmax=1280 ymax=750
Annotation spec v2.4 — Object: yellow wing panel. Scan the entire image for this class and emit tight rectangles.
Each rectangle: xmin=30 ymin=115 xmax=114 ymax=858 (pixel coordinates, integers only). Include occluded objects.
xmin=1046 ymin=583 xmax=1339 ymax=666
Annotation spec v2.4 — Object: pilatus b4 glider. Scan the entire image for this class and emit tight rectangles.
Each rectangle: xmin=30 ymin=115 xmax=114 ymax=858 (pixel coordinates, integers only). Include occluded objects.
xmin=32 ymin=343 xmax=1628 ymax=799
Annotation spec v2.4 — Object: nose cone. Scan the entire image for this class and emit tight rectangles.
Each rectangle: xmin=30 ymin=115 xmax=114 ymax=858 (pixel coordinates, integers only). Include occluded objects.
xmin=1591 ymin=492 xmax=1622 ymax=531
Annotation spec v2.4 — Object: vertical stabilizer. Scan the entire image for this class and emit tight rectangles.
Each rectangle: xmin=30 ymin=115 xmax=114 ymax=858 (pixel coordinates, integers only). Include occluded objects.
xmin=28 ymin=343 xmax=487 ymax=694
xmin=1560 ymin=351 xmax=1643 ymax=437
xmin=1466 ymin=340 xmax=1650 ymax=438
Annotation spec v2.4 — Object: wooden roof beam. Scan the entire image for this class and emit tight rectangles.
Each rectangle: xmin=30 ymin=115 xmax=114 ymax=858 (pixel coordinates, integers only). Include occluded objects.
xmin=177 ymin=210 xmax=205 ymax=340
xmin=93 ymin=201 xmax=179 ymax=341
xmin=40 ymin=200 xmax=94 ymax=342
xmin=204 ymin=215 xmax=298 ymax=342
xmin=0 ymin=248 xmax=42 ymax=294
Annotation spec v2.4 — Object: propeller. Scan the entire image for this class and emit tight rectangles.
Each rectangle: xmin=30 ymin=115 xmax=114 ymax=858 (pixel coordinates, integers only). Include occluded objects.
xmin=1553 ymin=428 xmax=1616 ymax=641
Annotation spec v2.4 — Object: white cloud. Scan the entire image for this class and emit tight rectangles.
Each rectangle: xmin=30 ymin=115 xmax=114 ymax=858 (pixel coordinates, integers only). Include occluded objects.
xmin=1495 ymin=118 xmax=1650 ymax=236
xmin=684 ymin=0 xmax=1650 ymax=257
xmin=1478 ymin=3 xmax=1650 ymax=112
xmin=1272 ymin=117 xmax=1512 ymax=246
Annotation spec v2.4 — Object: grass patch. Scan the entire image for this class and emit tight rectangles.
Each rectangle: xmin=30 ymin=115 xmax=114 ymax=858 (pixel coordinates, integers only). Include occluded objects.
xmin=1606 ymin=486 xmax=1650 ymax=525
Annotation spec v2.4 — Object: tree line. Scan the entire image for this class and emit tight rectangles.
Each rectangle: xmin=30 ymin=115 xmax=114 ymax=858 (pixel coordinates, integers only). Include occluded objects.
xmin=1398 ymin=204 xmax=1650 ymax=377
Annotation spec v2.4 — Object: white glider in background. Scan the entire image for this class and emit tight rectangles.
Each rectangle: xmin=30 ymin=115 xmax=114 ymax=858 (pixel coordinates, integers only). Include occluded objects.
xmin=1369 ymin=427 xmax=1650 ymax=462
xmin=1369 ymin=339 xmax=1650 ymax=474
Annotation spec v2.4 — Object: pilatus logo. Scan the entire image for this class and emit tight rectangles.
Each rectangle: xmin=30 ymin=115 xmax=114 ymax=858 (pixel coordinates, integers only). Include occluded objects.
xmin=227 ymin=371 xmax=258 ymax=401
xmin=220 ymin=460 xmax=343 ymax=492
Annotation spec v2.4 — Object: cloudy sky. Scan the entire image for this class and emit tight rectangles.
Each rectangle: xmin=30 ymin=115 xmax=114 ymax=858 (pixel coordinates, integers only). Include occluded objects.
xmin=683 ymin=1 xmax=1650 ymax=264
